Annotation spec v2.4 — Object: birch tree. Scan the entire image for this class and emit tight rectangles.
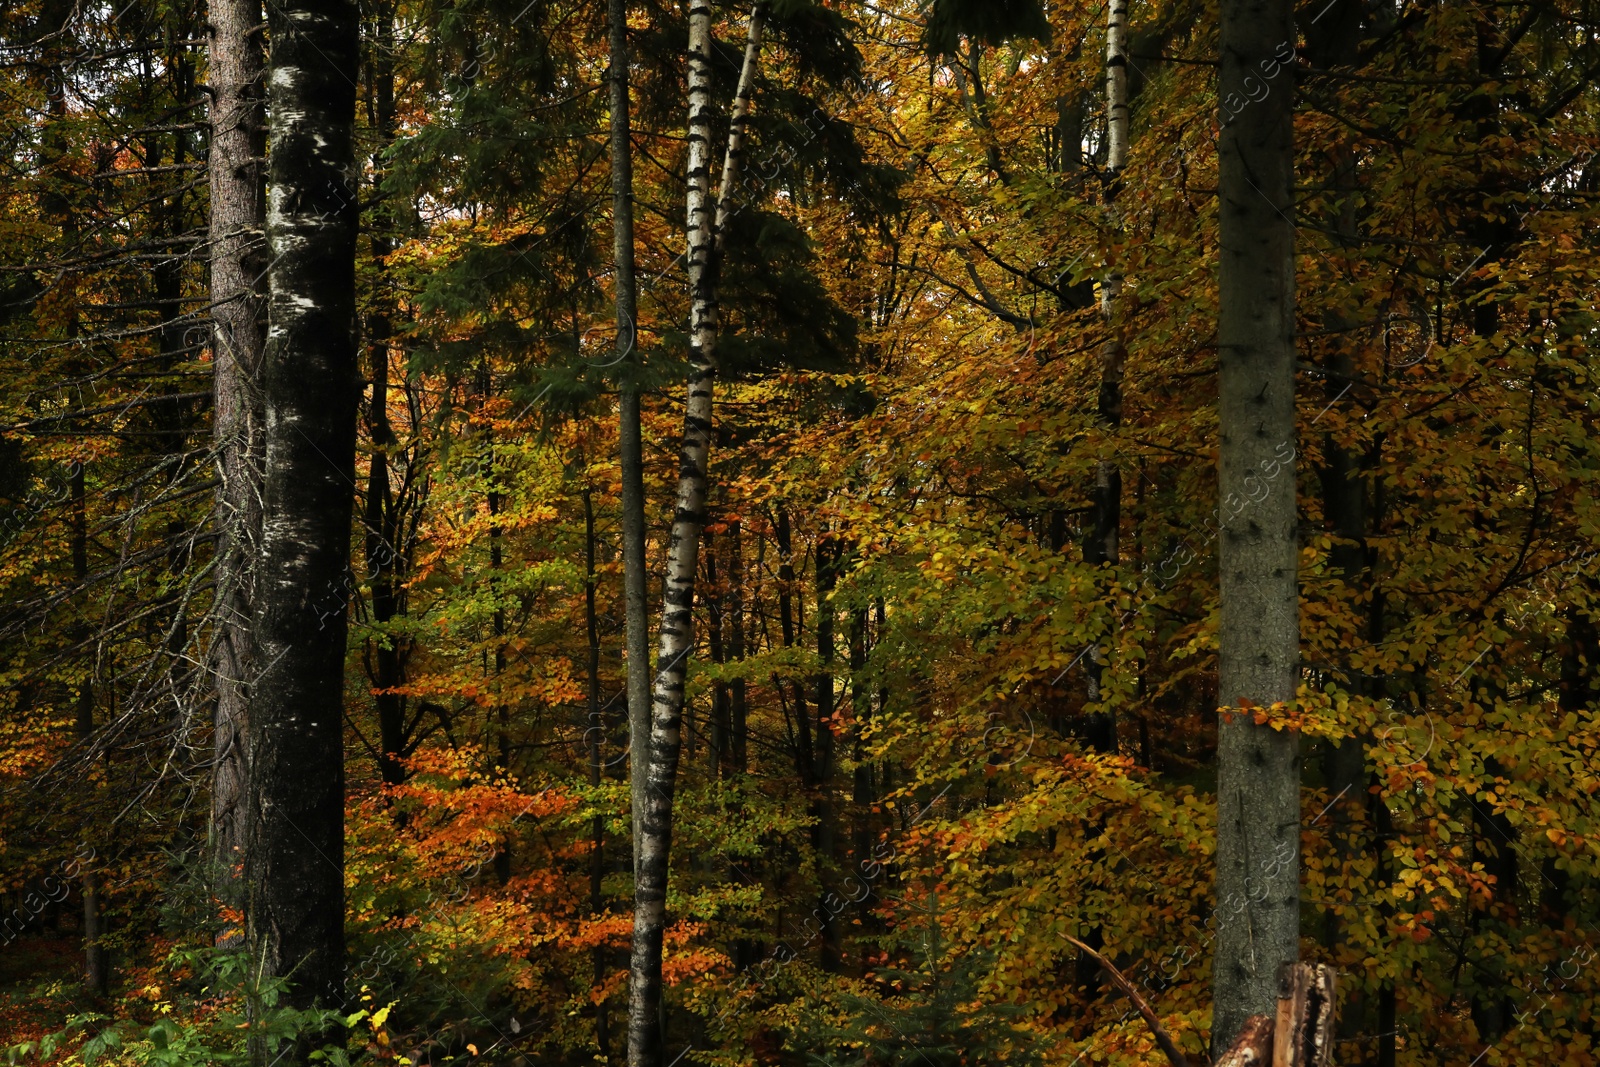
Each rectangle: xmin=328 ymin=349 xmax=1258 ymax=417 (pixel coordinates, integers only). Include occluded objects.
xmin=627 ymin=4 xmax=764 ymax=1065
xmin=1211 ymin=0 xmax=1301 ymax=1048
xmin=1084 ymin=0 xmax=1129 ymax=751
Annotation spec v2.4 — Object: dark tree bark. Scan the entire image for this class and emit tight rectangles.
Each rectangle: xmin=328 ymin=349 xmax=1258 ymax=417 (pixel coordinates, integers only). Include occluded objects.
xmin=1301 ymin=7 xmax=1381 ymax=1055
xmin=776 ymin=508 xmax=812 ymax=779
xmin=583 ymin=488 xmax=611 ymax=1059
xmin=705 ymin=528 xmax=732 ymax=776
xmin=38 ymin=0 xmax=110 ymax=995
xmin=726 ymin=520 xmax=748 ymax=773
xmin=71 ymin=466 xmax=108 ymax=996
xmin=1080 ymin=0 xmax=1128 ymax=754
xmin=487 ymin=440 xmax=512 ymax=883
xmin=609 ymin=0 xmax=652 ymax=871
xmin=814 ymin=535 xmax=840 ymax=970
xmin=246 ymin=0 xmax=360 ymax=1045
xmin=1211 ymin=0 xmax=1301 ymax=1048
xmin=362 ymin=0 xmax=409 ymax=790
xmin=849 ymin=603 xmax=874 ymax=949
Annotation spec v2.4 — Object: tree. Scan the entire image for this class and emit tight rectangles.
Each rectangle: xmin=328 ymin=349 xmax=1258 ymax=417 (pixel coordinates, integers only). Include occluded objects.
xmin=628 ymin=4 xmax=766 ymax=1065
xmin=610 ymin=0 xmax=652 ymax=890
xmin=246 ymin=0 xmax=361 ymax=1051
xmin=1211 ymin=0 xmax=1301 ymax=1049
xmin=205 ymin=0 xmax=267 ymax=917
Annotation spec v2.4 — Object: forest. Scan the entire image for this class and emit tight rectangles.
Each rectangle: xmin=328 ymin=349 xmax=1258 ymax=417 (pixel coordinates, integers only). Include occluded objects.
xmin=0 ymin=0 xmax=1597 ymax=1063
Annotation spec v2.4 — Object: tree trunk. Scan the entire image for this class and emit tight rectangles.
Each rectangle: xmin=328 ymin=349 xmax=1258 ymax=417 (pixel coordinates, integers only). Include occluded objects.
xmin=1301 ymin=7 xmax=1375 ymax=1053
xmin=43 ymin=4 xmax=111 ymax=991
xmin=705 ymin=528 xmax=731 ymax=776
xmin=72 ymin=467 xmax=108 ymax=996
xmin=1212 ymin=0 xmax=1301 ymax=1049
xmin=849 ymin=603 xmax=875 ymax=964
xmin=488 ymin=453 xmax=512 ymax=883
xmin=777 ymin=508 xmax=811 ymax=779
xmin=207 ymin=0 xmax=266 ymax=877
xmin=814 ymin=535 xmax=840 ymax=970
xmin=363 ymin=0 xmax=408 ymax=790
xmin=1083 ymin=0 xmax=1128 ymax=753
xmin=608 ymin=0 xmax=652 ymax=876
xmin=727 ymin=520 xmax=748 ymax=774
xmin=584 ymin=487 xmax=611 ymax=1060
xmin=247 ymin=0 xmax=360 ymax=1046
xmin=626 ymin=6 xmax=764 ymax=1066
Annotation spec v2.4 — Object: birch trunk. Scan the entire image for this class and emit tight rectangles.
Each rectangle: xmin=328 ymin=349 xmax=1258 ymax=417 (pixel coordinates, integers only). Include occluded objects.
xmin=626 ymin=5 xmax=763 ymax=1065
xmin=1212 ymin=0 xmax=1301 ymax=1048
xmin=1084 ymin=0 xmax=1128 ymax=752
xmin=247 ymin=0 xmax=360 ymax=1042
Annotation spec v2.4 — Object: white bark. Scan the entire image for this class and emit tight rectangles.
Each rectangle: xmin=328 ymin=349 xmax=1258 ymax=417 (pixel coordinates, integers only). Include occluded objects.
xmin=626 ymin=6 xmax=765 ymax=1067
xmin=1105 ymin=0 xmax=1129 ymax=174
xmin=1086 ymin=0 xmax=1130 ymax=726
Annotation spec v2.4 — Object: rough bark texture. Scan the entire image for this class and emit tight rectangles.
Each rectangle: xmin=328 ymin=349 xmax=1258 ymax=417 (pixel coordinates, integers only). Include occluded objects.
xmin=247 ymin=0 xmax=360 ymax=1042
xmin=207 ymin=0 xmax=267 ymax=879
xmin=1212 ymin=0 xmax=1301 ymax=1049
xmin=610 ymin=0 xmax=651 ymax=872
xmin=363 ymin=0 xmax=407 ymax=790
xmin=626 ymin=6 xmax=763 ymax=1066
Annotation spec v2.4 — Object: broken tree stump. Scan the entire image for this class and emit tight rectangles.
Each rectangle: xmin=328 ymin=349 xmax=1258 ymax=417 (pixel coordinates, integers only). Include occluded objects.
xmin=1214 ymin=963 xmax=1336 ymax=1067
xmin=1273 ymin=961 xmax=1336 ymax=1067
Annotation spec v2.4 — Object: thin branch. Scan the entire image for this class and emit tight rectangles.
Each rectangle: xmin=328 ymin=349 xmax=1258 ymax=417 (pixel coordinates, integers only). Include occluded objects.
xmin=1058 ymin=933 xmax=1190 ymax=1067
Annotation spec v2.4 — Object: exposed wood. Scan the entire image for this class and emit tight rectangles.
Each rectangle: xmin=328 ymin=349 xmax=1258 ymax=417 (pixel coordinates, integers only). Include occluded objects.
xmin=1215 ymin=1014 xmax=1274 ymax=1067
xmin=1272 ymin=963 xmax=1336 ymax=1067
